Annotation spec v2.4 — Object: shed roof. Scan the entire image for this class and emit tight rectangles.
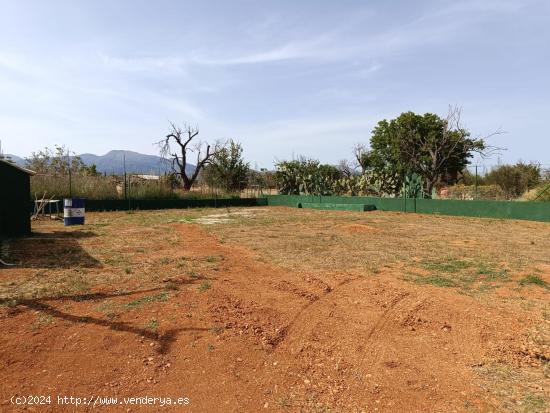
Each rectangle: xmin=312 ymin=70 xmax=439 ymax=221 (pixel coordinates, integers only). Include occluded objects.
xmin=0 ymin=158 xmax=36 ymax=175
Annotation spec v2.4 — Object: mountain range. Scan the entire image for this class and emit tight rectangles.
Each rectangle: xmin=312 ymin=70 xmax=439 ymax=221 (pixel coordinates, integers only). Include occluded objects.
xmin=5 ymin=150 xmax=195 ymax=175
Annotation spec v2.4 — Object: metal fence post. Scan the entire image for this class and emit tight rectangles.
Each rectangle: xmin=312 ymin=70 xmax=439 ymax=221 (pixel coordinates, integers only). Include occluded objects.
xmin=475 ymin=165 xmax=478 ymax=200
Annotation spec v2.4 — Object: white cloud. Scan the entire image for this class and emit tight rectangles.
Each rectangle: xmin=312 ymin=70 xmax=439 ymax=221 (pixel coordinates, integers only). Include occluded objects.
xmin=96 ymin=0 xmax=525 ymax=72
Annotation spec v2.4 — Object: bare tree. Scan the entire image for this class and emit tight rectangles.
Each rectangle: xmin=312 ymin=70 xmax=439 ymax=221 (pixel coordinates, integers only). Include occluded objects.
xmin=352 ymin=143 xmax=370 ymax=174
xmin=338 ymin=159 xmax=355 ymax=178
xmin=157 ymin=122 xmax=224 ymax=191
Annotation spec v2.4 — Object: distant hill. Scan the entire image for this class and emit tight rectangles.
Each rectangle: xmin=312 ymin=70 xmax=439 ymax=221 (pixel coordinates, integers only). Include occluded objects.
xmin=7 ymin=150 xmax=195 ymax=175
xmin=3 ymin=154 xmax=25 ymax=166
xmin=78 ymin=150 xmax=196 ymax=175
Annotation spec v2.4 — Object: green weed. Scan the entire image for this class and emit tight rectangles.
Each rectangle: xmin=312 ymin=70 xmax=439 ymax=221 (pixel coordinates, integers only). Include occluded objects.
xmin=521 ymin=394 xmax=545 ymax=412
xmin=145 ymin=319 xmax=159 ymax=332
xmin=125 ymin=292 xmax=169 ymax=309
xmin=476 ymin=264 xmax=509 ymax=280
xmin=198 ymin=282 xmax=211 ymax=292
xmin=423 ymin=258 xmax=471 ymax=273
xmin=519 ymin=275 xmax=548 ymax=288
xmin=416 ymin=276 xmax=456 ymax=287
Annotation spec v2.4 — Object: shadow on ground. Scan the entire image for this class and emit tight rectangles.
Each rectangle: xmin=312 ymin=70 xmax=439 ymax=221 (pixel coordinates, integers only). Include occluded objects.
xmin=0 ymin=281 xmax=212 ymax=354
xmin=1 ymin=231 xmax=102 ymax=269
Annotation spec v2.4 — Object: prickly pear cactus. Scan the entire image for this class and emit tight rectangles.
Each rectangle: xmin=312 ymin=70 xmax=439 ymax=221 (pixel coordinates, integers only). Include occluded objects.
xmin=403 ymin=173 xmax=424 ymax=198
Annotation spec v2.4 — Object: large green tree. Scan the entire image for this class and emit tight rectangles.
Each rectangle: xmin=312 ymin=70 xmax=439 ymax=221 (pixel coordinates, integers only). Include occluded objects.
xmin=203 ymin=139 xmax=249 ymax=192
xmin=368 ymin=108 xmax=490 ymax=196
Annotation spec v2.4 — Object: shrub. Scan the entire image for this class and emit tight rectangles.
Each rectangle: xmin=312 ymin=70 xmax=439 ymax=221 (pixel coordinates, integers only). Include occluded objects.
xmin=445 ymin=184 xmax=505 ymax=200
xmin=484 ymin=162 xmax=541 ymax=199
xmin=522 ymin=182 xmax=550 ymax=202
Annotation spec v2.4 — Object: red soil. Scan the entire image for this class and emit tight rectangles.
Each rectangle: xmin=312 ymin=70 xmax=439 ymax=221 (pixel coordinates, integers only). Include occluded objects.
xmin=0 ymin=223 xmax=544 ymax=412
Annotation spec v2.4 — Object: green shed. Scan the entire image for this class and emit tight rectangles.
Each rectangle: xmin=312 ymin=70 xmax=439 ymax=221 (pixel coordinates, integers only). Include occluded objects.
xmin=0 ymin=159 xmax=35 ymax=238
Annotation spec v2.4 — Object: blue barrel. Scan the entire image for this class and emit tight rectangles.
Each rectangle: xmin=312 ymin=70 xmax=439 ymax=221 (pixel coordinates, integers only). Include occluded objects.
xmin=64 ymin=198 xmax=86 ymax=226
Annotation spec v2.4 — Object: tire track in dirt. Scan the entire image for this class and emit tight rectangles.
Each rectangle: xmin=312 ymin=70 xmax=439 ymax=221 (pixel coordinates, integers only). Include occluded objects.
xmin=173 ymin=223 xmax=539 ymax=412
xmin=267 ymin=277 xmax=359 ymax=350
xmin=177 ymin=224 xmax=339 ymax=351
xmin=364 ymin=291 xmax=411 ymax=342
xmin=265 ymin=272 xmax=505 ymax=412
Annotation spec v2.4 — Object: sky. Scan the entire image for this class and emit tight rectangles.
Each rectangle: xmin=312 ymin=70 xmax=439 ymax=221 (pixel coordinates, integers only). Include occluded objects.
xmin=0 ymin=0 xmax=549 ymax=169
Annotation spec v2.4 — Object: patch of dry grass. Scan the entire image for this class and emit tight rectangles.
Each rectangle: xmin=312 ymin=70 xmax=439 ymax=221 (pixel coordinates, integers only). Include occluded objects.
xmin=475 ymin=362 xmax=548 ymax=413
xmin=3 ymin=206 xmax=548 ymax=304
xmin=201 ymin=207 xmax=550 ymax=284
xmin=0 ymin=208 xmax=214 ymax=303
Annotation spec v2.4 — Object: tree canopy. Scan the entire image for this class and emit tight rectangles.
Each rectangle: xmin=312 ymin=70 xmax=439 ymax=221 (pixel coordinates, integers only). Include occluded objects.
xmin=25 ymin=145 xmax=98 ymax=176
xmin=367 ymin=109 xmax=488 ymax=196
xmin=202 ymin=139 xmax=250 ymax=192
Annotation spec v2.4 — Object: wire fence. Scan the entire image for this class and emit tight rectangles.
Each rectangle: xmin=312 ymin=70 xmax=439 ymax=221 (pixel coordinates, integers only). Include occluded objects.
xmin=26 ymin=161 xmax=550 ymax=203
xmin=439 ymin=163 xmax=550 ymax=201
xmin=30 ymin=173 xmax=276 ymax=201
xmin=464 ymin=163 xmax=550 ymax=177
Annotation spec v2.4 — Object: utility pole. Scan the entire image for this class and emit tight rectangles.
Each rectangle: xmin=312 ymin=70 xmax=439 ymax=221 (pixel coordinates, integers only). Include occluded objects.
xmin=123 ymin=154 xmax=127 ymax=200
xmin=474 ymin=165 xmax=478 ymax=200
xmin=123 ymin=154 xmax=130 ymax=210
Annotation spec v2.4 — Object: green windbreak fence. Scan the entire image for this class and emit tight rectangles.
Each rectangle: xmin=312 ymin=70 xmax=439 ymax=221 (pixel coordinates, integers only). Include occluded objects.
xmin=266 ymin=195 xmax=550 ymax=223
xmin=27 ymin=195 xmax=549 ymax=222
xmin=29 ymin=198 xmax=268 ymax=213
xmin=267 ymin=195 xmax=415 ymax=212
xmin=86 ymin=197 xmax=268 ymax=211
xmin=298 ymin=202 xmax=376 ymax=212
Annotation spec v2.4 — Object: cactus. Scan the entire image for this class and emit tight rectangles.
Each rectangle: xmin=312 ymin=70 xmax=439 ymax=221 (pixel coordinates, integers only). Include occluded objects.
xmin=403 ymin=173 xmax=424 ymax=198
xmin=275 ymin=159 xmax=404 ymax=197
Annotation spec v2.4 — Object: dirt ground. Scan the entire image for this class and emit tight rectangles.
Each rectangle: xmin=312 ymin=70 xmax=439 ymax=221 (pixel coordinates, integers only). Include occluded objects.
xmin=0 ymin=207 xmax=549 ymax=412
